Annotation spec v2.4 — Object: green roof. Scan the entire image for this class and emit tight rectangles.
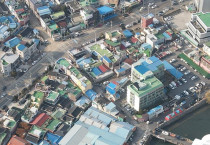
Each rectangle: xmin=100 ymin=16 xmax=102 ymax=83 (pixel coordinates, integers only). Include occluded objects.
xmin=155 ymin=33 xmax=164 ymax=39
xmin=128 ymin=76 xmax=163 ymax=97
xmin=205 ymin=41 xmax=210 ymax=47
xmin=57 ymin=58 xmax=71 ymax=68
xmin=33 ymin=91 xmax=44 ymax=99
xmin=46 ymin=91 xmax=59 ymax=101
xmin=69 ymin=67 xmax=83 ymax=78
xmin=58 ymin=89 xmax=66 ymax=96
xmin=2 ymin=60 xmax=8 ymax=65
xmin=41 ymin=76 xmax=48 ymax=82
xmin=46 ymin=119 xmax=60 ymax=131
xmin=6 ymin=120 xmax=16 ymax=128
xmin=51 ymin=108 xmax=66 ymax=119
xmin=178 ymin=53 xmax=210 ymax=78
xmin=204 ymin=55 xmax=210 ymax=60
xmin=90 ymin=44 xmax=113 ymax=58
xmin=51 ymin=11 xmax=65 ymax=19
xmin=49 ymin=23 xmax=59 ymax=31
xmin=105 ymin=40 xmax=120 ymax=47
xmin=197 ymin=12 xmax=210 ymax=27
xmin=0 ymin=133 xmax=6 ymax=144
xmin=29 ymin=125 xmax=46 ymax=137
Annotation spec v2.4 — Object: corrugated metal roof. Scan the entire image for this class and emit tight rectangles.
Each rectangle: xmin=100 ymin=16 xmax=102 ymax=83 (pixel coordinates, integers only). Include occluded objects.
xmin=134 ymin=65 xmax=149 ymax=75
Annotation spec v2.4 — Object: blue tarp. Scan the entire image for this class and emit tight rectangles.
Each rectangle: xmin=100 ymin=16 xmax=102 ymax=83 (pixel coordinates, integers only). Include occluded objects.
xmin=117 ymin=67 xmax=126 ymax=73
xmin=46 ymin=133 xmax=62 ymax=145
xmin=103 ymin=56 xmax=112 ymax=63
xmin=92 ymin=67 xmax=102 ymax=76
xmin=163 ymin=32 xmax=171 ymax=39
xmin=163 ymin=60 xmax=183 ymax=79
xmin=97 ymin=6 xmax=114 ymax=15
xmin=106 ymin=86 xmax=116 ymax=95
xmin=85 ymin=89 xmax=97 ymax=101
xmin=123 ymin=30 xmax=133 ymax=38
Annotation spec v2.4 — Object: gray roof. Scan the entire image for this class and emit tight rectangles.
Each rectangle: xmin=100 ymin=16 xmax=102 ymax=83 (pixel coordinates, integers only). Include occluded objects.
xmin=2 ymin=53 xmax=19 ymax=64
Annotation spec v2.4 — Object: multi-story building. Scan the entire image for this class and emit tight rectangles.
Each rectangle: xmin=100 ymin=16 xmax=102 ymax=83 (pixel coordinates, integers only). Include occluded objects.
xmin=16 ymin=39 xmax=39 ymax=61
xmin=187 ymin=12 xmax=210 ymax=44
xmin=194 ymin=0 xmax=210 ymax=13
xmin=127 ymin=74 xmax=164 ymax=111
xmin=0 ymin=53 xmax=20 ymax=76
xmin=131 ymin=56 xmax=165 ymax=81
xmin=141 ymin=13 xmax=154 ymax=28
xmin=45 ymin=91 xmax=60 ymax=105
xmin=5 ymin=0 xmax=29 ymax=25
xmin=80 ymin=6 xmax=99 ymax=27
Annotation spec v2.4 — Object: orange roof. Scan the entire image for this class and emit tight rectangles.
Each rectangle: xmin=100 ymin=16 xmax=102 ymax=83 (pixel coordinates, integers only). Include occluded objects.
xmin=30 ymin=113 xmax=49 ymax=127
xmin=8 ymin=135 xmax=30 ymax=145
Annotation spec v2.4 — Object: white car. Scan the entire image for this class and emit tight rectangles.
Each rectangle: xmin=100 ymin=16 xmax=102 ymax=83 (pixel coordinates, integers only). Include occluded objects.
xmin=184 ymin=70 xmax=190 ymax=75
xmin=181 ymin=67 xmax=186 ymax=72
xmin=189 ymin=87 xmax=195 ymax=93
xmin=200 ymin=81 xmax=206 ymax=86
xmin=183 ymin=90 xmax=189 ymax=96
xmin=151 ymin=5 xmax=157 ymax=9
xmin=139 ymin=7 xmax=145 ymax=12
xmin=181 ymin=78 xmax=187 ymax=83
xmin=191 ymin=75 xmax=198 ymax=80
xmin=170 ymin=59 xmax=176 ymax=63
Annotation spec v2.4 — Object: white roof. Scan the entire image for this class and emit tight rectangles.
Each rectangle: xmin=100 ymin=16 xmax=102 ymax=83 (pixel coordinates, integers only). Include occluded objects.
xmin=2 ymin=53 xmax=19 ymax=64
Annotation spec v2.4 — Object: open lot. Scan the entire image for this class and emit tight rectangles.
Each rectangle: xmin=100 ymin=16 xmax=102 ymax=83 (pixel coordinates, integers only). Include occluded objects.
xmin=170 ymin=10 xmax=192 ymax=31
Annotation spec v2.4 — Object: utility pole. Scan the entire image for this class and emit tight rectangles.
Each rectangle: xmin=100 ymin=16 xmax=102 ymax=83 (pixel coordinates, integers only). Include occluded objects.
xmin=94 ymin=31 xmax=96 ymax=42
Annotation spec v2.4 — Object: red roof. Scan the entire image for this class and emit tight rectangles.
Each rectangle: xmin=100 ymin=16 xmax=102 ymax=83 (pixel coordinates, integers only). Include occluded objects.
xmin=30 ymin=113 xmax=49 ymax=127
xmin=124 ymin=58 xmax=133 ymax=65
xmin=112 ymin=81 xmax=119 ymax=85
xmin=8 ymin=135 xmax=30 ymax=145
xmin=58 ymin=21 xmax=67 ymax=28
xmin=130 ymin=37 xmax=138 ymax=43
xmin=98 ymin=65 xmax=107 ymax=73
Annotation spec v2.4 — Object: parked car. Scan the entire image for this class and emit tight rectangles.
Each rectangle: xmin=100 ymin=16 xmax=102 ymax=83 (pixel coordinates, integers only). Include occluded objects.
xmin=180 ymin=67 xmax=186 ymax=72
xmin=183 ymin=90 xmax=189 ymax=96
xmin=169 ymin=59 xmax=176 ymax=63
xmin=184 ymin=70 xmax=191 ymax=75
xmin=180 ymin=78 xmax=187 ymax=83
xmin=191 ymin=75 xmax=198 ymax=80
xmin=200 ymin=81 xmax=206 ymax=86
xmin=177 ymin=80 xmax=182 ymax=86
xmin=19 ymin=98 xmax=26 ymax=105
xmin=189 ymin=87 xmax=195 ymax=93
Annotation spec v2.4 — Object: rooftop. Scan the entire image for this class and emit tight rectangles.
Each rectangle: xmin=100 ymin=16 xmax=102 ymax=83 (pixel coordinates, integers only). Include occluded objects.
xmin=197 ymin=12 xmax=210 ymax=27
xmin=57 ymin=58 xmax=71 ymax=68
xmin=90 ymin=44 xmax=113 ymax=58
xmin=46 ymin=119 xmax=61 ymax=132
xmin=29 ymin=125 xmax=46 ymax=138
xmin=51 ymin=11 xmax=65 ymax=19
xmin=128 ymin=76 xmax=163 ymax=97
xmin=105 ymin=39 xmax=120 ymax=47
xmin=205 ymin=41 xmax=210 ymax=47
xmin=46 ymin=91 xmax=59 ymax=102
xmin=97 ymin=6 xmax=114 ymax=15
xmin=33 ymin=91 xmax=44 ymax=99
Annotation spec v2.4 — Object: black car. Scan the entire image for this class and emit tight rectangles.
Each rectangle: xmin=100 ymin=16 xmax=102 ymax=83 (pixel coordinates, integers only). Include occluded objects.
xmin=2 ymin=86 xmax=7 ymax=91
xmin=155 ymin=128 xmax=161 ymax=132
xmin=19 ymin=99 xmax=26 ymax=105
xmin=123 ymin=14 xmax=129 ymax=17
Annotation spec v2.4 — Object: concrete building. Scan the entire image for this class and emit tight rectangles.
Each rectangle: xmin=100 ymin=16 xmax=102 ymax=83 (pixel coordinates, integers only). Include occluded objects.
xmin=0 ymin=53 xmax=20 ymax=76
xmin=141 ymin=13 xmax=154 ymax=28
xmin=131 ymin=56 xmax=165 ymax=81
xmin=194 ymin=0 xmax=210 ymax=13
xmin=55 ymin=58 xmax=92 ymax=93
xmin=187 ymin=12 xmax=210 ymax=44
xmin=16 ymin=39 xmax=39 ymax=61
xmin=80 ymin=6 xmax=99 ymax=27
xmin=203 ymin=41 xmax=210 ymax=56
xmin=127 ymin=74 xmax=164 ymax=111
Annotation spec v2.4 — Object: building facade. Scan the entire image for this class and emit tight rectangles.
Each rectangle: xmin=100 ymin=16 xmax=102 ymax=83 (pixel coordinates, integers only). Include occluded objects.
xmin=194 ymin=0 xmax=210 ymax=13
xmin=127 ymin=75 xmax=164 ymax=111
xmin=1 ymin=53 xmax=20 ymax=76
xmin=187 ymin=12 xmax=210 ymax=44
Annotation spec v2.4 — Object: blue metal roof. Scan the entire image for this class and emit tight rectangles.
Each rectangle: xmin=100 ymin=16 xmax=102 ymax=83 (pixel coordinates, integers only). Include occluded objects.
xmin=92 ymin=67 xmax=102 ymax=76
xmin=85 ymin=89 xmax=97 ymax=101
xmin=163 ymin=60 xmax=183 ymax=79
xmin=103 ymin=56 xmax=112 ymax=63
xmin=46 ymin=133 xmax=62 ymax=145
xmin=134 ymin=65 xmax=149 ymax=75
xmin=97 ymin=6 xmax=114 ymax=15
xmin=123 ymin=30 xmax=133 ymax=38
xmin=106 ymin=86 xmax=116 ymax=95
xmin=17 ymin=44 xmax=26 ymax=51
xmin=140 ymin=43 xmax=152 ymax=50
xmin=107 ymin=82 xmax=116 ymax=89
xmin=4 ymin=37 xmax=21 ymax=48
xmin=149 ymin=56 xmax=159 ymax=62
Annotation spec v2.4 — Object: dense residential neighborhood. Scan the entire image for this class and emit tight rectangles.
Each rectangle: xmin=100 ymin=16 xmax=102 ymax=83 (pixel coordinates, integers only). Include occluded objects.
xmin=0 ymin=0 xmax=210 ymax=145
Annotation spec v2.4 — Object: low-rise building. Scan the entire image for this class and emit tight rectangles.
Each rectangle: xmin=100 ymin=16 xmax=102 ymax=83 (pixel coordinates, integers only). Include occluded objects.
xmin=25 ymin=125 xmax=46 ymax=144
xmin=45 ymin=91 xmax=60 ymax=105
xmin=80 ymin=6 xmax=99 ymax=27
xmin=55 ymin=58 xmax=92 ymax=93
xmin=8 ymin=135 xmax=30 ymax=145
